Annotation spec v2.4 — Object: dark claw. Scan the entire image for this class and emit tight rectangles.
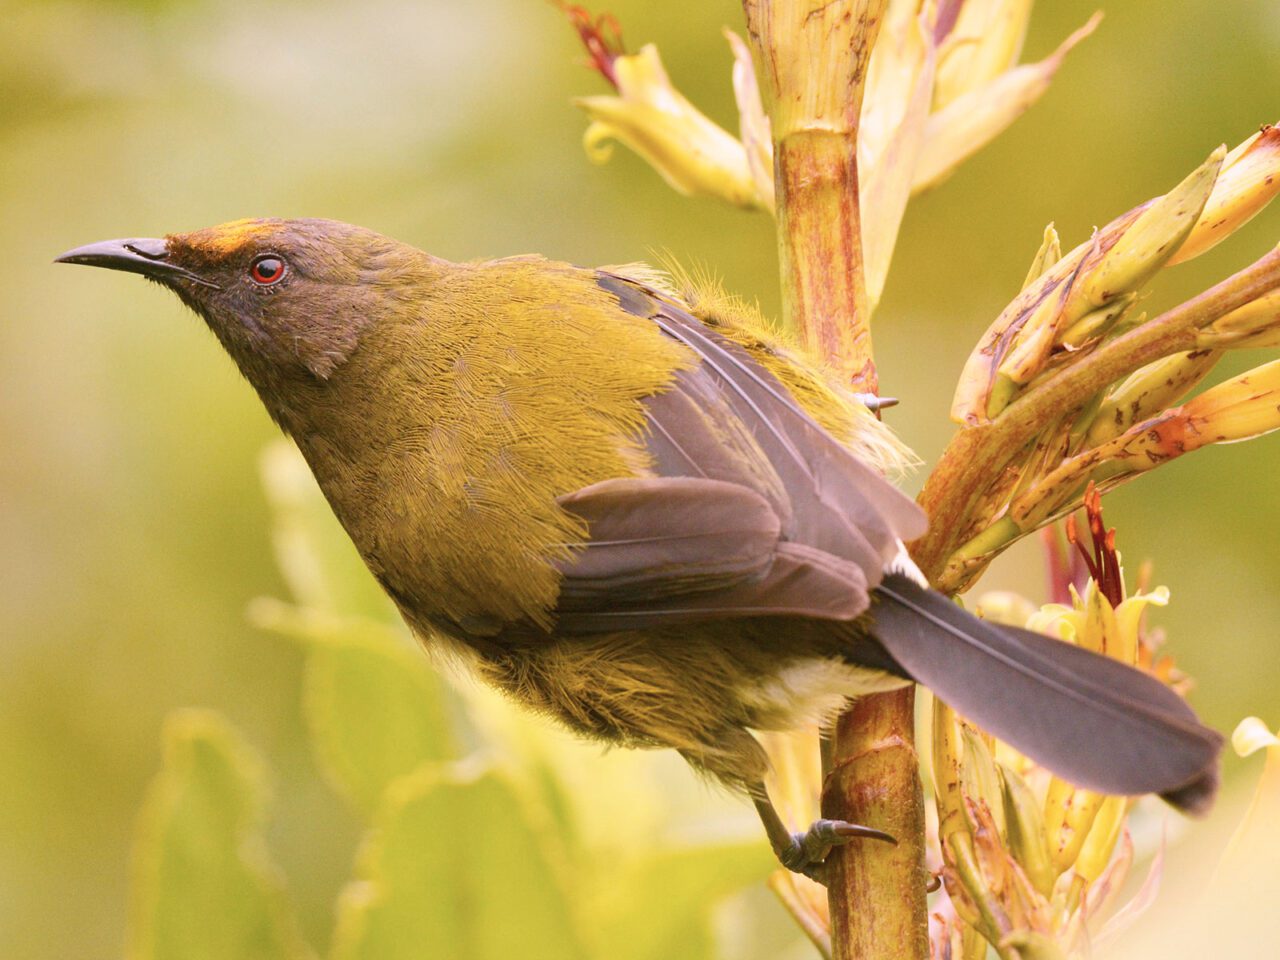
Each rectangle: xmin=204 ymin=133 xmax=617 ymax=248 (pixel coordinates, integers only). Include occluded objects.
xmin=779 ymin=818 xmax=898 ymax=882
xmin=852 ymin=393 xmax=900 ymax=412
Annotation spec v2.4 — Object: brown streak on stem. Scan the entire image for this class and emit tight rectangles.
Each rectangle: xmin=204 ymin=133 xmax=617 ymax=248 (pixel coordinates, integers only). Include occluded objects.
xmin=776 ymin=132 xmax=876 ymax=389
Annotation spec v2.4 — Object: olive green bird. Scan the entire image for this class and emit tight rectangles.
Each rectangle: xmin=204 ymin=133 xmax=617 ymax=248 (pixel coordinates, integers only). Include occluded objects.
xmin=57 ymin=219 xmax=1222 ymax=879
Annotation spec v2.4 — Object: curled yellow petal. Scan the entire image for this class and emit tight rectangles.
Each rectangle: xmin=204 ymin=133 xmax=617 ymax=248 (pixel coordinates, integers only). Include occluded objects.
xmin=1112 ymin=586 xmax=1170 ymax=660
xmin=574 ymin=44 xmax=763 ymax=208
xmin=1218 ymin=716 xmax=1280 ymax=888
xmin=1232 ymin=716 xmax=1280 ymax=758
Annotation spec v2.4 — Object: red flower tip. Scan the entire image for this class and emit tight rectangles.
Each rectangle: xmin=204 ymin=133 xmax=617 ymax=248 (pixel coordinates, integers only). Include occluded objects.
xmin=556 ymin=2 xmax=625 ymax=89
xmin=1063 ymin=482 xmax=1125 ymax=607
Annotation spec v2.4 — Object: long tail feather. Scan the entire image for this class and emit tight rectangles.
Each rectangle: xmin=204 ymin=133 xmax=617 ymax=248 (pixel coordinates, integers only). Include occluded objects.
xmin=871 ymin=574 xmax=1222 ymax=814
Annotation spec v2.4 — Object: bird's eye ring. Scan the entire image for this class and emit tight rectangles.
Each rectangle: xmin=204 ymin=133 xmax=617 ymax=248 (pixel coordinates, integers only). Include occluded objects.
xmin=249 ymin=255 xmax=286 ymax=286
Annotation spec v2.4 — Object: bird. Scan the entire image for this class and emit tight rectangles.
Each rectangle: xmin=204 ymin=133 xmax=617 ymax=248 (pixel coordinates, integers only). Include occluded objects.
xmin=56 ymin=218 xmax=1222 ymax=879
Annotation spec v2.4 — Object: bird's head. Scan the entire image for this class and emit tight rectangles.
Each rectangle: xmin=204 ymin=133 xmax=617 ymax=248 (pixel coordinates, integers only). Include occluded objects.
xmin=56 ymin=218 xmax=439 ymax=386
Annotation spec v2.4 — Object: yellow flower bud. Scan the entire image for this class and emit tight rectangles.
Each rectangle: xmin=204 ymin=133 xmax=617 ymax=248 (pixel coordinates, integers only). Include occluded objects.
xmin=999 ymin=762 xmax=1056 ymax=896
xmin=1197 ymin=288 xmax=1280 ymax=350
xmin=1084 ymin=350 xmax=1220 ymax=447
xmin=1022 ymin=223 xmax=1061 ymax=290
xmin=1168 ymin=124 xmax=1280 ymax=265
xmin=995 ymin=281 xmax=1074 ymax=387
xmin=1072 ymin=795 xmax=1126 ymax=884
xmin=1069 ymin=146 xmax=1224 ymax=312
xmin=1057 ymin=294 xmax=1137 ymax=350
xmin=1013 ymin=359 xmax=1280 ymax=525
xmin=960 ymin=726 xmax=1006 ymax=839
xmin=1043 ymin=777 xmax=1106 ymax=875
xmin=1176 ymin=358 xmax=1280 ymax=445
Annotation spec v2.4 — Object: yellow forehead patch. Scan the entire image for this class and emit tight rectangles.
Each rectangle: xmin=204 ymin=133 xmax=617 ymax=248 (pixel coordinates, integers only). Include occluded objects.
xmin=173 ymin=219 xmax=282 ymax=259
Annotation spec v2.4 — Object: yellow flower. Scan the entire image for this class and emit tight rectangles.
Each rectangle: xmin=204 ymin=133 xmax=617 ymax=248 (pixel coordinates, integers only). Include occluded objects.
xmin=1222 ymin=717 xmax=1280 ymax=874
xmin=573 ymin=42 xmax=765 ymax=209
xmin=859 ymin=2 xmax=1097 ymax=311
xmin=938 ymin=497 xmax=1189 ymax=957
xmin=563 ymin=2 xmax=1100 ymax=307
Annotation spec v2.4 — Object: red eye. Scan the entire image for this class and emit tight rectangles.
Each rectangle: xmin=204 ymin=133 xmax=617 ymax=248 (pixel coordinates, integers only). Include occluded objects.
xmin=249 ymin=255 xmax=285 ymax=285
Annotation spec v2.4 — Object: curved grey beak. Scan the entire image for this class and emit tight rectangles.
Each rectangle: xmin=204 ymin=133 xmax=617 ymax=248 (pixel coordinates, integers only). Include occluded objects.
xmin=54 ymin=238 xmax=217 ymax=288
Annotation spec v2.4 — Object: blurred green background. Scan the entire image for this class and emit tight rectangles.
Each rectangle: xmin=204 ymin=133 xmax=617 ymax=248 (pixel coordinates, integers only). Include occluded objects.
xmin=4 ymin=1 xmax=1278 ymax=957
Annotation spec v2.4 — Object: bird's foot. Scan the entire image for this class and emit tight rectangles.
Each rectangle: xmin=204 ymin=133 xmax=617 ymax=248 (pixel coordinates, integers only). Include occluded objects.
xmin=778 ymin=819 xmax=897 ymax=884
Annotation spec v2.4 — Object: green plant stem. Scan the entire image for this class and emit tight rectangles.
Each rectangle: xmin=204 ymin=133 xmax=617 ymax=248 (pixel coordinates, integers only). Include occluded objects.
xmin=917 ymin=244 xmax=1280 ymax=589
xmin=743 ymin=3 xmax=929 ymax=959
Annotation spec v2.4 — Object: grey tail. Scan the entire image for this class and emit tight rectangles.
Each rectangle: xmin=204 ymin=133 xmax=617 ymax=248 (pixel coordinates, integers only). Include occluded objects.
xmin=870 ymin=574 xmax=1222 ymax=815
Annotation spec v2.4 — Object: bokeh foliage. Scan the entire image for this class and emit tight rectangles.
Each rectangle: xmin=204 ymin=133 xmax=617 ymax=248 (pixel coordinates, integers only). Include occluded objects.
xmin=129 ymin=440 xmax=774 ymax=960
xmin=4 ymin=1 xmax=1278 ymax=958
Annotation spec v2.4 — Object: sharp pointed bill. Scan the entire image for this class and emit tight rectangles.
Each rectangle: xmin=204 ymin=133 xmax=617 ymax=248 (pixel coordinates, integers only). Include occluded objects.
xmin=55 ymin=238 xmax=219 ymax=288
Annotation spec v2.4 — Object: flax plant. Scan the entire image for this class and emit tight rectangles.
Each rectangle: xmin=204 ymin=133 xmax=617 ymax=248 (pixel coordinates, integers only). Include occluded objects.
xmin=559 ymin=3 xmax=1280 ymax=958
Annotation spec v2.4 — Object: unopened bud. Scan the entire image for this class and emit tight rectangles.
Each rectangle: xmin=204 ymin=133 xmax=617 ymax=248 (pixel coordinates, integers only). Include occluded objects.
xmin=1197 ymin=288 xmax=1280 ymax=350
xmin=961 ymin=726 xmax=1006 ymax=839
xmin=1085 ymin=350 xmax=1220 ymax=447
xmin=1057 ymin=293 xmax=1137 ymax=350
xmin=1070 ymin=147 xmax=1224 ymax=312
xmin=1044 ymin=777 xmax=1106 ymax=875
xmin=1177 ymin=358 xmax=1280 ymax=445
xmin=1022 ymin=223 xmax=1061 ymax=290
xmin=999 ymin=762 xmax=1056 ymax=896
xmin=1169 ymin=124 xmax=1280 ymax=265
xmin=1073 ymin=795 xmax=1126 ymax=883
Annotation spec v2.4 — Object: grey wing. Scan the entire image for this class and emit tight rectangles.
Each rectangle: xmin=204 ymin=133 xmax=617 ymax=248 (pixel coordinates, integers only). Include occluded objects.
xmin=554 ymin=477 xmax=867 ymax=633
xmin=550 ymin=274 xmax=926 ymax=634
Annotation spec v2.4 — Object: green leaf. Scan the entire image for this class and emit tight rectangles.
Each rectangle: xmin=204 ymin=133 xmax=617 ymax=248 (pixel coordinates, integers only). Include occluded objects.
xmin=252 ymin=600 xmax=456 ymax=816
xmin=127 ymin=709 xmax=311 ymax=960
xmin=331 ymin=765 xmax=587 ymax=960
xmin=591 ymin=842 xmax=773 ymax=960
